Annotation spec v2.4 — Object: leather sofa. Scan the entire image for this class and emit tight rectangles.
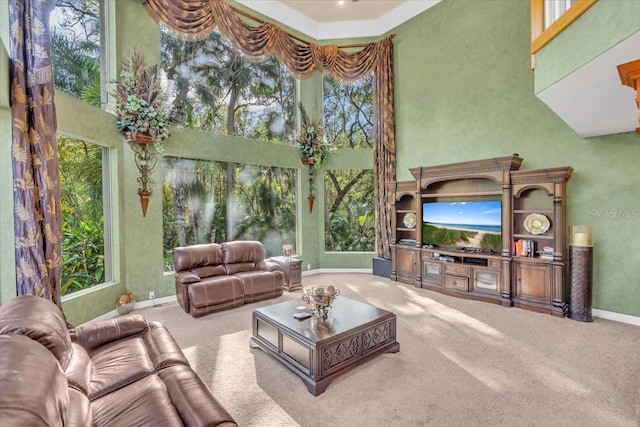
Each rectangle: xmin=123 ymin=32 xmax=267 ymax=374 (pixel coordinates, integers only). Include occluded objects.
xmin=0 ymin=295 xmax=237 ymax=426
xmin=172 ymin=240 xmax=285 ymax=318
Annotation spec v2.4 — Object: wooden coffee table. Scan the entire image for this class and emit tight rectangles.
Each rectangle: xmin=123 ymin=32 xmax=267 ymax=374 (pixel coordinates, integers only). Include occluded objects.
xmin=250 ymin=297 xmax=399 ymax=396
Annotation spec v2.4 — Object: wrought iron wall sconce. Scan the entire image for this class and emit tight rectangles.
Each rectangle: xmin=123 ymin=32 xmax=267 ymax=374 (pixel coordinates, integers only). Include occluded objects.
xmin=127 ymin=133 xmax=158 ymax=217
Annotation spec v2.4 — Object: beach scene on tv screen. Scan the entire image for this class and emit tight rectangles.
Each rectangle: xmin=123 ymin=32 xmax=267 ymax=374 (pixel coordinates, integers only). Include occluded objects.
xmin=423 ymin=200 xmax=502 ymax=251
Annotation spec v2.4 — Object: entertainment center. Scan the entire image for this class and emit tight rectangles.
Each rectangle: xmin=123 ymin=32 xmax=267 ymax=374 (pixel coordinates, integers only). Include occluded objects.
xmin=388 ymin=155 xmax=573 ymax=316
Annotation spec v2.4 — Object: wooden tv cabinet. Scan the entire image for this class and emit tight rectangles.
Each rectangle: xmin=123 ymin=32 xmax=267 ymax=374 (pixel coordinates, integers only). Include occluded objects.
xmin=388 ymin=155 xmax=572 ymax=317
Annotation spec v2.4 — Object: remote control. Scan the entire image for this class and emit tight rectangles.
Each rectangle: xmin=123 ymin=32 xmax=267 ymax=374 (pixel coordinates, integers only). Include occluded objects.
xmin=293 ymin=312 xmax=312 ymax=320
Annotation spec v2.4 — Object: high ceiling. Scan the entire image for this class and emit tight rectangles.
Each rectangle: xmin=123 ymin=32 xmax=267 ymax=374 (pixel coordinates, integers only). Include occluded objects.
xmin=235 ymin=1 xmax=639 ymax=137
xmin=236 ymin=0 xmax=441 ymax=40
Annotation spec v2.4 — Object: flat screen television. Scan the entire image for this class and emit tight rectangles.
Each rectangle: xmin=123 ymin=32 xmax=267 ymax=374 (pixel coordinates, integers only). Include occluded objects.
xmin=422 ymin=200 xmax=502 ymax=252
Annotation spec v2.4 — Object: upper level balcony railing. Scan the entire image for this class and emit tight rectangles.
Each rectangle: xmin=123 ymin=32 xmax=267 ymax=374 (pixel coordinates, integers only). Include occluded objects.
xmin=531 ymin=0 xmax=597 ymax=56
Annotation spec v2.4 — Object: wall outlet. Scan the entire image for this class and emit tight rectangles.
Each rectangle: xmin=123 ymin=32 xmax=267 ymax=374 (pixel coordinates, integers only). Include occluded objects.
xmin=148 ymin=291 xmax=155 ymax=300
xmin=307 ymin=264 xmax=311 ymax=270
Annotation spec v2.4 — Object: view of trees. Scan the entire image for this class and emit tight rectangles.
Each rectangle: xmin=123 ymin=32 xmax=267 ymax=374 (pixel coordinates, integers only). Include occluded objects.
xmin=50 ymin=3 xmax=378 ymax=294
xmin=51 ymin=0 xmax=108 ymax=295
xmin=161 ymin=30 xmax=295 ymax=141
xmin=51 ymin=0 xmax=101 ymax=107
xmin=58 ymin=136 xmax=106 ymax=295
xmin=323 ymin=75 xmax=376 ymax=251
xmin=162 ymin=157 xmax=296 ymax=271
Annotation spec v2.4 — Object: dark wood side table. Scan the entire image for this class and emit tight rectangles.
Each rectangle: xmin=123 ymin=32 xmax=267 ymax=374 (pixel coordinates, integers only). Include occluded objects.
xmin=270 ymin=256 xmax=302 ymax=291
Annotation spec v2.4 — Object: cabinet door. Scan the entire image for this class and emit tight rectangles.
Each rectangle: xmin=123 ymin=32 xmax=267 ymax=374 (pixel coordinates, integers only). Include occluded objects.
xmin=396 ymin=246 xmax=416 ymax=284
xmin=473 ymin=268 xmax=500 ymax=294
xmin=513 ymin=261 xmax=552 ymax=304
xmin=422 ymin=260 xmax=442 ymax=285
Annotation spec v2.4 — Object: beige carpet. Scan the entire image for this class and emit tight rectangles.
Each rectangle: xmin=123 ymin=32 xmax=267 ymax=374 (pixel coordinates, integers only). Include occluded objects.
xmin=137 ymin=273 xmax=640 ymax=427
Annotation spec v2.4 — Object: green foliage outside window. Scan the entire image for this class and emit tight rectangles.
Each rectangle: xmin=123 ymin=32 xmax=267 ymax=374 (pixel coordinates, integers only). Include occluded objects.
xmin=58 ymin=136 xmax=106 ymax=295
xmin=323 ymin=75 xmax=376 ymax=252
xmin=160 ymin=30 xmax=295 ymax=143
xmin=325 ymin=170 xmax=375 ymax=252
xmin=162 ymin=157 xmax=297 ymax=271
xmin=51 ymin=0 xmax=101 ymax=107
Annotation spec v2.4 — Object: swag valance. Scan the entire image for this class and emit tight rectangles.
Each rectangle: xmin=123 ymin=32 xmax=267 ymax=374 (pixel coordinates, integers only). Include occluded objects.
xmin=143 ymin=0 xmax=396 ymax=258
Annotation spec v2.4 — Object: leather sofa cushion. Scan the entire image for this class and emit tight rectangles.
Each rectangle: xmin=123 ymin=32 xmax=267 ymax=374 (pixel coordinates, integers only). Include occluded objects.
xmin=225 ymin=261 xmax=256 ymax=274
xmin=193 ymin=265 xmax=226 ymax=278
xmin=143 ymin=322 xmax=190 ymax=369
xmin=0 ymin=335 xmax=70 ymax=426
xmin=158 ymin=364 xmax=237 ymax=426
xmin=65 ymin=342 xmax=93 ymax=395
xmin=91 ymin=374 xmax=186 ymax=427
xmin=71 ymin=314 xmax=149 ymax=352
xmin=234 ymin=270 xmax=283 ymax=296
xmin=188 ymin=276 xmax=244 ymax=309
xmin=222 ymin=240 xmax=265 ymax=264
xmin=176 ymin=270 xmax=200 ymax=284
xmin=173 ymin=243 xmax=223 ymax=272
xmin=68 ymin=388 xmax=92 ymax=427
xmin=0 ymin=295 xmax=73 ymax=369
xmin=88 ymin=335 xmax=155 ymax=399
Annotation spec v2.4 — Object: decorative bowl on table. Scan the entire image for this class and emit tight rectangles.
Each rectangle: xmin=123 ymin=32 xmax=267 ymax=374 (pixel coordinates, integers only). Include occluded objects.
xmin=302 ymin=285 xmax=340 ymax=317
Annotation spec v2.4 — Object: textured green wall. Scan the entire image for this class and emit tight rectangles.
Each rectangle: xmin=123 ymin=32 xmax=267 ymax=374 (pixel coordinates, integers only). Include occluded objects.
xmin=535 ymin=0 xmax=640 ymax=93
xmin=3 ymin=0 xmax=637 ymax=321
xmin=393 ymin=0 xmax=640 ymax=316
xmin=0 ymin=0 xmax=372 ymax=323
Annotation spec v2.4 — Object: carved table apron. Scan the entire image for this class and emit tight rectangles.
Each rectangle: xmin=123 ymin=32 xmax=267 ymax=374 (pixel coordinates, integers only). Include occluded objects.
xmin=250 ymin=297 xmax=399 ymax=396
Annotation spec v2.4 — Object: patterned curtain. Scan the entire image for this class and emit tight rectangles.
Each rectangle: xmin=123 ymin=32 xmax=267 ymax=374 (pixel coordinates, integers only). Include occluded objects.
xmin=143 ymin=0 xmax=396 ymax=258
xmin=9 ymin=0 xmax=63 ymax=307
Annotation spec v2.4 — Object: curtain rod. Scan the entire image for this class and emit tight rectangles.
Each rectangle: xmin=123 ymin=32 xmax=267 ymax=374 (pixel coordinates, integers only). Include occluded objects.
xmin=229 ymin=4 xmax=390 ymax=49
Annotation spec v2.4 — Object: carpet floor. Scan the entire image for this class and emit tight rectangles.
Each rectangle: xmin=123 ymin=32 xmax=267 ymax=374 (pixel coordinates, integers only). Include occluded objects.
xmin=137 ymin=273 xmax=640 ymax=427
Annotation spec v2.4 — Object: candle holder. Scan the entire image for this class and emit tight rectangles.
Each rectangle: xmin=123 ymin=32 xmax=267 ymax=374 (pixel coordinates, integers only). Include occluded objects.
xmin=568 ymin=226 xmax=594 ymax=322
xmin=282 ymin=244 xmax=293 ymax=261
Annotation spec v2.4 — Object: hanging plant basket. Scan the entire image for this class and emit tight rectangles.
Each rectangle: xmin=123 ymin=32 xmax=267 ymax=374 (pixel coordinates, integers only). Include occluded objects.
xmin=125 ymin=131 xmax=154 ymax=145
xmin=301 ymin=156 xmax=314 ymax=165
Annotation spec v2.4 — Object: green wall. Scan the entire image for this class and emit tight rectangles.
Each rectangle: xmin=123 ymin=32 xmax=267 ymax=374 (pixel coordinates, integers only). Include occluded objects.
xmin=0 ymin=0 xmax=372 ymax=324
xmin=392 ymin=0 xmax=640 ymax=316
xmin=2 ymin=0 xmax=637 ymax=321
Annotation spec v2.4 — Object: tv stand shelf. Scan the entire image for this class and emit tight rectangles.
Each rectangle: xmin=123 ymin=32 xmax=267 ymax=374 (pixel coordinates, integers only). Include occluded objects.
xmin=388 ymin=155 xmax=572 ymax=317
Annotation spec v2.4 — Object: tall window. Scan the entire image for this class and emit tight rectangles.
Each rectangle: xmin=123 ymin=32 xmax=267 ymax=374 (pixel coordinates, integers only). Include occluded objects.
xmin=58 ymin=135 xmax=111 ymax=295
xmin=323 ymin=74 xmax=374 ymax=149
xmin=323 ymin=74 xmax=375 ymax=252
xmin=50 ymin=0 xmax=103 ymax=107
xmin=163 ymin=157 xmax=297 ymax=271
xmin=325 ymin=170 xmax=375 ymax=252
xmin=160 ymin=30 xmax=295 ymax=143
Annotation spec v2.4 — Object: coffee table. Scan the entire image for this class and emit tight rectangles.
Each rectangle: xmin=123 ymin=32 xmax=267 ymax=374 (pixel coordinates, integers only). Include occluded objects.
xmin=250 ymin=297 xmax=399 ymax=396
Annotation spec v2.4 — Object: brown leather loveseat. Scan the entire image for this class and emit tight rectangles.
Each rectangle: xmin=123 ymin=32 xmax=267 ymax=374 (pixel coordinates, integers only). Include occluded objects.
xmin=0 ymin=295 xmax=237 ymax=426
xmin=172 ymin=240 xmax=285 ymax=318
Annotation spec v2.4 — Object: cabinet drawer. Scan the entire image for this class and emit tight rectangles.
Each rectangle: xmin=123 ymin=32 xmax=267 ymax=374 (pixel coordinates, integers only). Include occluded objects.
xmin=443 ymin=264 xmax=470 ymax=276
xmin=443 ymin=275 xmax=469 ymax=291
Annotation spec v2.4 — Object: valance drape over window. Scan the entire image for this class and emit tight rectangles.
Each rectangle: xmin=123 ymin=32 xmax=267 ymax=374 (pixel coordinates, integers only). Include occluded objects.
xmin=143 ymin=0 xmax=396 ymax=258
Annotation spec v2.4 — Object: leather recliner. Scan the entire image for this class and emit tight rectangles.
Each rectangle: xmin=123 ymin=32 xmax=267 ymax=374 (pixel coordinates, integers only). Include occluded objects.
xmin=172 ymin=240 xmax=285 ymax=318
xmin=0 ymin=295 xmax=238 ymax=426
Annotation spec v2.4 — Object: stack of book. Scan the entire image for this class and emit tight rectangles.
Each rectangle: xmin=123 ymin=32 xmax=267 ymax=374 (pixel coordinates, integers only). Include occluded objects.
xmin=514 ymin=239 xmax=536 ymax=257
xmin=538 ymin=246 xmax=555 ymax=260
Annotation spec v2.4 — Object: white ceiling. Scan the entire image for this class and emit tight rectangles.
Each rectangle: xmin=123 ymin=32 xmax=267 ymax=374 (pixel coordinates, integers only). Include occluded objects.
xmin=236 ymin=1 xmax=639 ymax=138
xmin=236 ymin=0 xmax=440 ymax=40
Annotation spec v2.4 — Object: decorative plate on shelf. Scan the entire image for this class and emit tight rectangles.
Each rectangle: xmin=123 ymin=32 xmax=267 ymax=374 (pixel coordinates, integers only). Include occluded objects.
xmin=524 ymin=213 xmax=550 ymax=235
xmin=403 ymin=212 xmax=417 ymax=229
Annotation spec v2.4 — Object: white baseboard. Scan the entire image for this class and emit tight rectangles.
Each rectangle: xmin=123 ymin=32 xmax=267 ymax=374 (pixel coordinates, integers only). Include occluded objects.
xmin=80 ymin=295 xmax=178 ymax=326
xmin=83 ymin=277 xmax=638 ymax=328
xmin=592 ymin=309 xmax=640 ymax=326
xmin=302 ymin=268 xmax=372 ymax=276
